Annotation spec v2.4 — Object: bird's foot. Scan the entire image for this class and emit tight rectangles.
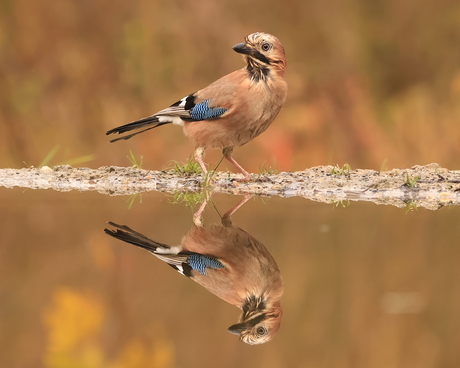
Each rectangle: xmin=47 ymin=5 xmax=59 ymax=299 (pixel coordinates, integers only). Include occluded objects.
xmin=230 ymin=176 xmax=252 ymax=183
xmin=253 ymin=175 xmax=273 ymax=183
xmin=230 ymin=175 xmax=273 ymax=183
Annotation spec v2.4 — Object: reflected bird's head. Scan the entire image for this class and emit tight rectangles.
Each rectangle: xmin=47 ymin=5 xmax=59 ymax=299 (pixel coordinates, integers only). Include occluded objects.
xmin=233 ymin=32 xmax=286 ymax=78
xmin=228 ymin=295 xmax=282 ymax=345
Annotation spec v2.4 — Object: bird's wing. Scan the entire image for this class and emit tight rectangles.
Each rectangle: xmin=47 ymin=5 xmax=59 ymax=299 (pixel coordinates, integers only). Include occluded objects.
xmin=106 ymin=69 xmax=246 ymax=143
xmin=155 ymin=252 xmax=224 ymax=277
xmin=157 ymin=69 xmax=245 ymax=122
xmin=151 ymin=95 xmax=223 ymax=122
xmin=157 ymin=93 xmax=229 ymax=122
xmin=104 ymin=223 xmax=224 ymax=277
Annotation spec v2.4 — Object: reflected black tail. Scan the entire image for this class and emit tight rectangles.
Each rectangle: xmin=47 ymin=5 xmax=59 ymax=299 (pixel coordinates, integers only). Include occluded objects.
xmin=104 ymin=221 xmax=170 ymax=253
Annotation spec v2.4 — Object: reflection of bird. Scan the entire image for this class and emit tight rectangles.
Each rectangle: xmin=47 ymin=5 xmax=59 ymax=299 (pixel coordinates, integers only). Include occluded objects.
xmin=104 ymin=197 xmax=283 ymax=345
xmin=106 ymin=32 xmax=287 ymax=181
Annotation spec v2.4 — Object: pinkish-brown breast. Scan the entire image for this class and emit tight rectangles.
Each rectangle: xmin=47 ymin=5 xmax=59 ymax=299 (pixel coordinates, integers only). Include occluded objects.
xmin=183 ymin=69 xmax=287 ymax=149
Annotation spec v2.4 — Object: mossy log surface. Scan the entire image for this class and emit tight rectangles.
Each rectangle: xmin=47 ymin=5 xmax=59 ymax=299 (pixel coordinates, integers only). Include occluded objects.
xmin=1 ymin=163 xmax=460 ymax=210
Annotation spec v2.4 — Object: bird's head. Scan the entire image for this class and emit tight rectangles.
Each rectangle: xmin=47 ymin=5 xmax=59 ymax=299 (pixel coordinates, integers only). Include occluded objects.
xmin=232 ymin=32 xmax=286 ymax=75
xmin=227 ymin=296 xmax=282 ymax=345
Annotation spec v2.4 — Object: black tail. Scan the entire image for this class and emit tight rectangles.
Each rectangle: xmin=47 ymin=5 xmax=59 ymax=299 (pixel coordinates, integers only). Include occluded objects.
xmin=106 ymin=116 xmax=170 ymax=143
xmin=104 ymin=221 xmax=170 ymax=253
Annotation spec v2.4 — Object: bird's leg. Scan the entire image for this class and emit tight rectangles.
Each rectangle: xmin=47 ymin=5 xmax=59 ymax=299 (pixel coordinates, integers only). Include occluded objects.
xmin=222 ymin=194 xmax=252 ymax=226
xmin=194 ymin=147 xmax=208 ymax=175
xmin=194 ymin=146 xmax=218 ymax=185
xmin=222 ymin=147 xmax=252 ymax=182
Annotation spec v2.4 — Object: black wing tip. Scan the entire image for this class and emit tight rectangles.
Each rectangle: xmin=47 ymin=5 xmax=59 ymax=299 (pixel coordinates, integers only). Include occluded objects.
xmin=107 ymin=135 xmax=132 ymax=143
xmin=106 ymin=117 xmax=170 ymax=143
xmin=104 ymin=228 xmax=123 ymax=241
xmin=104 ymin=222 xmax=128 ymax=238
xmin=104 ymin=222 xmax=169 ymax=253
xmin=104 ymin=222 xmax=137 ymax=234
xmin=106 ymin=221 xmax=125 ymax=230
xmin=106 ymin=116 xmax=161 ymax=134
xmin=103 ymin=227 xmax=142 ymax=247
xmin=104 ymin=228 xmax=115 ymax=235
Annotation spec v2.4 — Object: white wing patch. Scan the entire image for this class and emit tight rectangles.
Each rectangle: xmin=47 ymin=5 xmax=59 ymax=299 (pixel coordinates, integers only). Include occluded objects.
xmin=175 ymin=265 xmax=186 ymax=276
xmin=155 ymin=245 xmax=181 ymax=255
xmin=158 ymin=115 xmax=184 ymax=126
xmin=153 ymin=95 xmax=191 ymax=126
xmin=176 ymin=96 xmax=188 ymax=107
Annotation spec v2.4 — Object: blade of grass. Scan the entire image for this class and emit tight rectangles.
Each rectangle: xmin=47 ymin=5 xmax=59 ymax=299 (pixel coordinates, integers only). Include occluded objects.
xmin=39 ymin=145 xmax=60 ymax=167
xmin=60 ymin=154 xmax=96 ymax=166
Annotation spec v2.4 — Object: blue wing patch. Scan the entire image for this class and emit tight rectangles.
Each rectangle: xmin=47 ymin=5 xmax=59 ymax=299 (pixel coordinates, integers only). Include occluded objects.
xmin=187 ymin=254 xmax=224 ymax=275
xmin=189 ymin=99 xmax=227 ymax=121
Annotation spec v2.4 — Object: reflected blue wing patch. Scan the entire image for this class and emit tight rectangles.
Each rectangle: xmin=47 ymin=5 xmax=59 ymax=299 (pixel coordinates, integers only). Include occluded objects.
xmin=189 ymin=99 xmax=227 ymax=121
xmin=187 ymin=254 xmax=224 ymax=275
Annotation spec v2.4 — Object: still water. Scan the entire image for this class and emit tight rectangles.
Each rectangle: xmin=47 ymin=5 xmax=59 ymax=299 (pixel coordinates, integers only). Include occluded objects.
xmin=1 ymin=188 xmax=459 ymax=368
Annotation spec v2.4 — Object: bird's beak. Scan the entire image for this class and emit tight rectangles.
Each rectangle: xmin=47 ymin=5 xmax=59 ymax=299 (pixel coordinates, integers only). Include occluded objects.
xmin=232 ymin=42 xmax=253 ymax=55
xmin=233 ymin=43 xmax=270 ymax=64
xmin=227 ymin=313 xmax=266 ymax=335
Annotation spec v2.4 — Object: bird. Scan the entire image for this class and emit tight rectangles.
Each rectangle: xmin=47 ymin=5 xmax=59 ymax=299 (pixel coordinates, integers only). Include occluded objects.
xmin=104 ymin=196 xmax=284 ymax=344
xmin=106 ymin=32 xmax=287 ymax=181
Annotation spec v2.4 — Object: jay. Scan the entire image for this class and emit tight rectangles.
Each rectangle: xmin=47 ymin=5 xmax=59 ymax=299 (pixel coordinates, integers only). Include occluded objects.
xmin=104 ymin=196 xmax=283 ymax=344
xmin=106 ymin=32 xmax=287 ymax=181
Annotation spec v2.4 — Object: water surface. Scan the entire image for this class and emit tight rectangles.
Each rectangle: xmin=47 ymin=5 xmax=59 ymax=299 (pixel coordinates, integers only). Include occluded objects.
xmin=1 ymin=188 xmax=459 ymax=368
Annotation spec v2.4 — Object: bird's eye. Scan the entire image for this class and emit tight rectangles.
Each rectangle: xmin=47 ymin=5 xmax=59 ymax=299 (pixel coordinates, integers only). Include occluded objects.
xmin=261 ymin=42 xmax=272 ymax=52
xmin=256 ymin=326 xmax=268 ymax=336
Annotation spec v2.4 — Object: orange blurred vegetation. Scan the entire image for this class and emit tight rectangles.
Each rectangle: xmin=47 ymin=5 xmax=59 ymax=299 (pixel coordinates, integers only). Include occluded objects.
xmin=1 ymin=0 xmax=460 ymax=171
xmin=42 ymin=287 xmax=175 ymax=368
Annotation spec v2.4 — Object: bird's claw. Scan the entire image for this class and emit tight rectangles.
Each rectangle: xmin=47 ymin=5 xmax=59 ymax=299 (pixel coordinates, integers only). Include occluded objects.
xmin=253 ymin=175 xmax=273 ymax=183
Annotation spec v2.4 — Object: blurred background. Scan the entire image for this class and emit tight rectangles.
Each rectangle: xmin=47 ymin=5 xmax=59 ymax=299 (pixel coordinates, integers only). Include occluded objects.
xmin=1 ymin=0 xmax=460 ymax=172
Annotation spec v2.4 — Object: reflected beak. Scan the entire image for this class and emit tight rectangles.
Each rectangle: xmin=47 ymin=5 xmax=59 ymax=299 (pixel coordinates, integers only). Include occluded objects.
xmin=227 ymin=322 xmax=247 ymax=335
xmin=227 ymin=313 xmax=266 ymax=335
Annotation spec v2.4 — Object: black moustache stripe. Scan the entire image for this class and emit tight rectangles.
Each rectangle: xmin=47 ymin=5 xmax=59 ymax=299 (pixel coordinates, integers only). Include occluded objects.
xmin=251 ymin=51 xmax=270 ymax=64
xmin=246 ymin=313 xmax=266 ymax=327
